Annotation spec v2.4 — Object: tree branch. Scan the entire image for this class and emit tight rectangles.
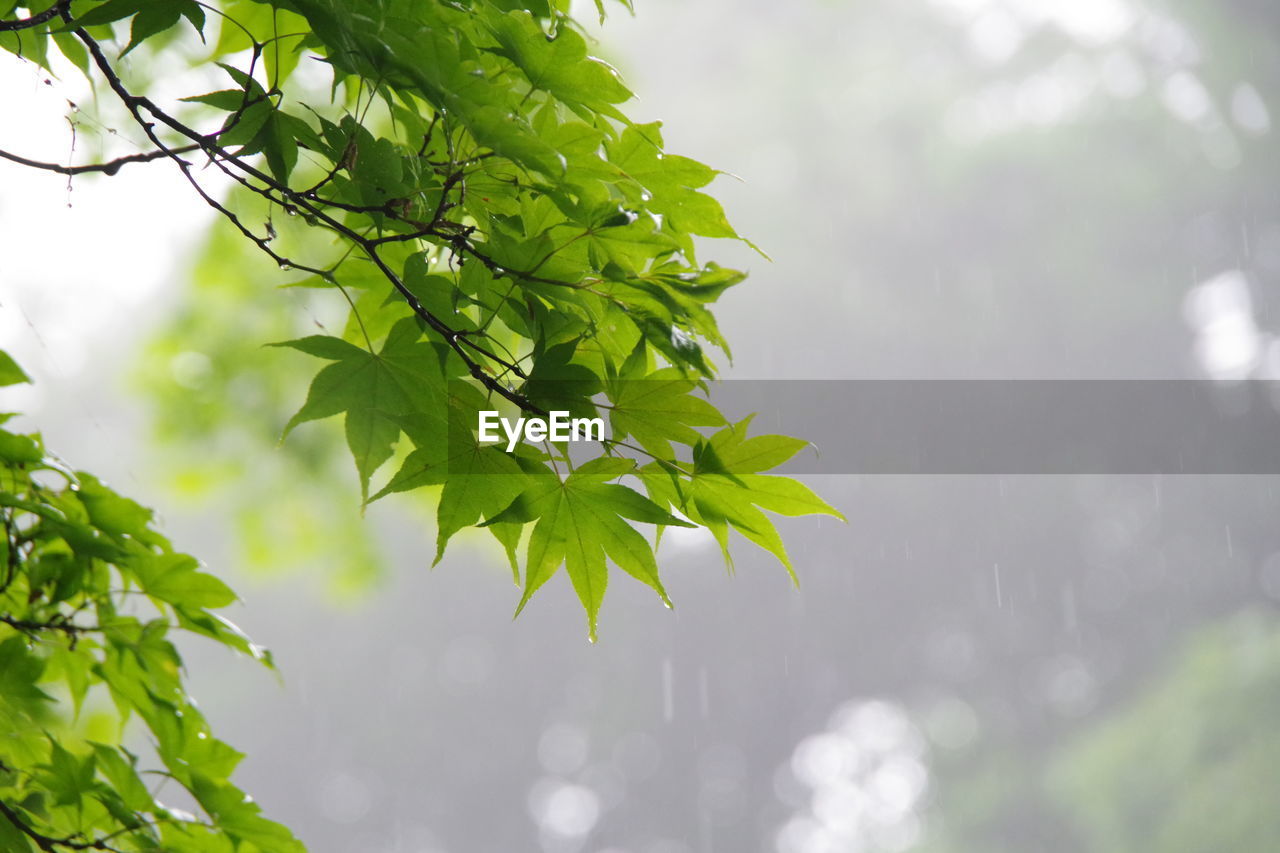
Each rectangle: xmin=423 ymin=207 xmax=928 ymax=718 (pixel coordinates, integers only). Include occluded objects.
xmin=0 ymin=1 xmax=67 ymax=32
xmin=1 ymin=510 xmax=18 ymax=596
xmin=0 ymin=612 xmax=100 ymax=636
xmin=72 ymin=26 xmax=546 ymax=412
xmin=0 ymin=799 xmax=122 ymax=852
xmin=48 ymin=10 xmax=548 ymax=415
xmin=0 ymin=144 xmax=201 ymax=176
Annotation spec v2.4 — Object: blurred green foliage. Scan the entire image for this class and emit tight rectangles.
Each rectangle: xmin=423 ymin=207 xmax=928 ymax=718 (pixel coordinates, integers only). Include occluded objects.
xmin=1052 ymin=611 xmax=1280 ymax=851
xmin=919 ymin=611 xmax=1280 ymax=853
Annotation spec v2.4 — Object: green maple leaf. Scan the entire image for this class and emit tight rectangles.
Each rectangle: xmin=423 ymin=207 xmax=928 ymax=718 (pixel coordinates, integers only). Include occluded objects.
xmin=607 ymin=365 xmax=725 ymax=459
xmin=608 ymin=123 xmax=737 ymax=239
xmin=644 ymin=417 xmax=845 ymax=581
xmin=485 ymin=10 xmax=632 ymax=116
xmin=367 ymin=380 xmax=537 ymax=569
xmin=274 ymin=318 xmax=444 ymax=498
xmin=486 ymin=457 xmax=694 ymax=641
xmin=376 ymin=419 xmax=532 ymax=568
xmin=0 ymin=349 xmax=31 ymax=386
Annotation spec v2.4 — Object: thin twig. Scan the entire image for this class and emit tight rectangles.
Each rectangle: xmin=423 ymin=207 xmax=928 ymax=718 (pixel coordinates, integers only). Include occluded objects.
xmin=58 ymin=13 xmax=546 ymax=414
xmin=0 ymin=1 xmax=67 ymax=32
xmin=0 ymin=798 xmax=123 ymax=852
xmin=0 ymin=144 xmax=201 ymax=176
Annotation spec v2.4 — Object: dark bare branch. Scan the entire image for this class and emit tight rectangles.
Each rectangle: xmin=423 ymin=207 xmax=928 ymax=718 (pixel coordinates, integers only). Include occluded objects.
xmin=0 ymin=1 xmax=67 ymax=32
xmin=0 ymin=144 xmax=201 ymax=176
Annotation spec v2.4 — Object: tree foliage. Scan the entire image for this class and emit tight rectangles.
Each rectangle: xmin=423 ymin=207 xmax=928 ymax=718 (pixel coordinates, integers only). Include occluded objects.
xmin=3 ymin=0 xmax=839 ymax=638
xmin=1 ymin=353 xmax=302 ymax=852
xmin=1 ymin=0 xmax=838 ymax=843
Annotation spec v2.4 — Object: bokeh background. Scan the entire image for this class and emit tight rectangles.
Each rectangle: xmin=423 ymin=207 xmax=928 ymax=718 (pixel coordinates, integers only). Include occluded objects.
xmin=4 ymin=0 xmax=1280 ymax=850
